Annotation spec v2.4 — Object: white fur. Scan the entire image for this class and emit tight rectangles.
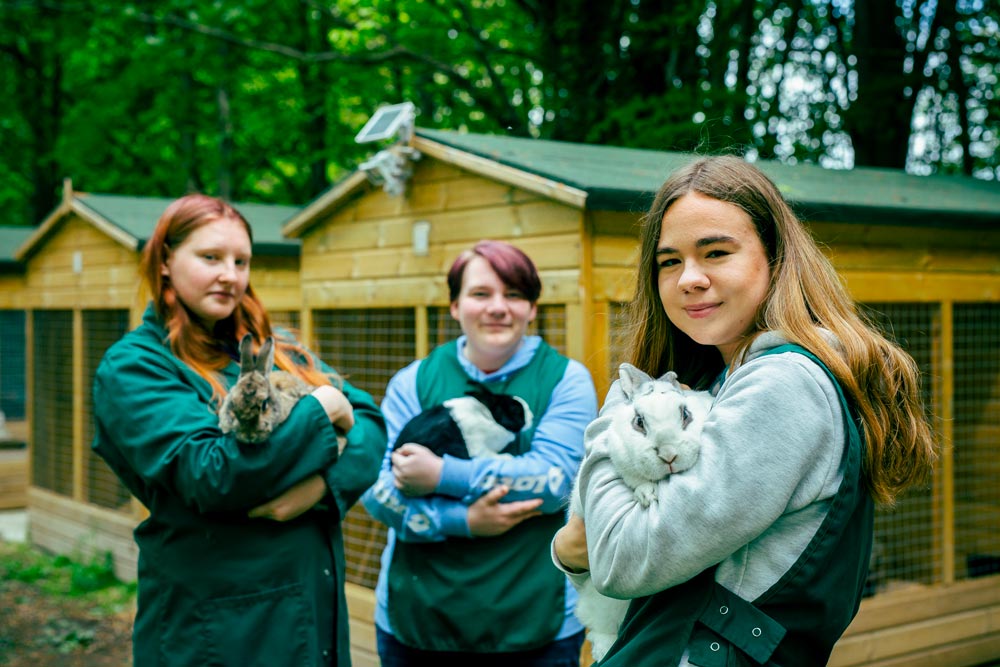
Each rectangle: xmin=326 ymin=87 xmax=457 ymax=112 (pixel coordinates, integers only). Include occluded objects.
xmin=568 ymin=363 xmax=713 ymax=660
xmin=442 ymin=395 xmax=533 ymax=459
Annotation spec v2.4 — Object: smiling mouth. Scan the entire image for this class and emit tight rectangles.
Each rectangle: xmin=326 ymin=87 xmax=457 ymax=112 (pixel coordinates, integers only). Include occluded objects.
xmin=685 ymin=304 xmax=719 ymax=316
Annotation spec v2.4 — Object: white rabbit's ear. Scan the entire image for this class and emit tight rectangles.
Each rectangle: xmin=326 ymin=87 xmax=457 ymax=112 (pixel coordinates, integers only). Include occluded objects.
xmin=618 ymin=363 xmax=652 ymax=401
xmin=238 ymin=334 xmax=256 ymax=374
xmin=257 ymin=337 xmax=275 ymax=374
xmin=663 ymin=371 xmax=684 ymax=391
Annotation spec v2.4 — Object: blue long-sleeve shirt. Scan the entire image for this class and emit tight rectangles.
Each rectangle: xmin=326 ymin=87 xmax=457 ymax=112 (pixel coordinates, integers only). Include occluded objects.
xmin=362 ymin=335 xmax=597 ymax=640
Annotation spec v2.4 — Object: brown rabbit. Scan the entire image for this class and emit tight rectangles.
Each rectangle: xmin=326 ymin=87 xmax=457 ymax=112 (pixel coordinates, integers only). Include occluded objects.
xmin=218 ymin=334 xmax=342 ymax=447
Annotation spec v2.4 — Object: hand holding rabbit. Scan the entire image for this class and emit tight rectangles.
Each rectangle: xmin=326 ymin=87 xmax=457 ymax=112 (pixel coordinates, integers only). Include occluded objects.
xmin=566 ymin=363 xmax=714 ymax=661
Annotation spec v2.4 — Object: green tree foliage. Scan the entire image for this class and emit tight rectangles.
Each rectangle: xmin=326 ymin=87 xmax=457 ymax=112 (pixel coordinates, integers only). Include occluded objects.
xmin=1 ymin=0 xmax=996 ymax=227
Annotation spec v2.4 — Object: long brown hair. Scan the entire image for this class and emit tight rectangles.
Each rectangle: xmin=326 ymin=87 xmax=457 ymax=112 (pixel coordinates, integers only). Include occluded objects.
xmin=140 ymin=194 xmax=332 ymax=402
xmin=626 ymin=156 xmax=936 ymax=505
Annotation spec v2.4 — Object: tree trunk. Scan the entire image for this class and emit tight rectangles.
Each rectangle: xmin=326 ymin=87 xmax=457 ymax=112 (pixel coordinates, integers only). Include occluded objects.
xmin=845 ymin=2 xmax=917 ymax=168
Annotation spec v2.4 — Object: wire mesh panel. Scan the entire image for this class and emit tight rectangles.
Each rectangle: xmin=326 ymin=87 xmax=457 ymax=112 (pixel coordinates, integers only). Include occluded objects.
xmin=269 ymin=310 xmax=300 ymax=333
xmin=953 ymin=303 xmax=1000 ymax=580
xmin=313 ymin=308 xmax=416 ymax=405
xmin=427 ymin=306 xmax=461 ymax=350
xmin=426 ymin=304 xmax=568 ymax=355
xmin=31 ymin=310 xmax=74 ymax=496
xmin=83 ymin=310 xmax=132 ymax=511
xmin=313 ymin=308 xmax=417 ymax=589
xmin=0 ymin=310 xmax=26 ymax=422
xmin=534 ymin=305 xmax=567 ymax=354
xmin=860 ymin=302 xmax=939 ymax=593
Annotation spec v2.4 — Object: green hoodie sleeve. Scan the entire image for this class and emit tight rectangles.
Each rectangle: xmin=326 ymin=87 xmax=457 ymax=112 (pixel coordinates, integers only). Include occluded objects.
xmin=93 ymin=336 xmax=343 ymax=515
xmin=318 ymin=363 xmax=386 ymax=522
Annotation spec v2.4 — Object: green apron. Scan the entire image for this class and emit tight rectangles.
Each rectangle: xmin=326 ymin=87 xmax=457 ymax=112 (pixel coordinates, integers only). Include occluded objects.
xmin=388 ymin=340 xmax=572 ymax=652
xmin=600 ymin=344 xmax=874 ymax=666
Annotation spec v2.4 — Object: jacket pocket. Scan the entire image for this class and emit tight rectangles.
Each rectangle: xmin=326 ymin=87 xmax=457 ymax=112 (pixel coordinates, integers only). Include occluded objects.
xmin=201 ymin=583 xmax=316 ymax=667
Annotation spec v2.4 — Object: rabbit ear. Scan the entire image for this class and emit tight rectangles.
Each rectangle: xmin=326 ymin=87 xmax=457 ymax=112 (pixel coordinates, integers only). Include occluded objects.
xmin=663 ymin=371 xmax=684 ymax=391
xmin=618 ymin=363 xmax=652 ymax=401
xmin=238 ymin=334 xmax=256 ymax=374
xmin=257 ymin=337 xmax=275 ymax=374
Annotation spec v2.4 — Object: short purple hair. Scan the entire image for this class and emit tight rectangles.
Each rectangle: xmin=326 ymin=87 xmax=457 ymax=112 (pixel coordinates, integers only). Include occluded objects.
xmin=447 ymin=240 xmax=542 ymax=303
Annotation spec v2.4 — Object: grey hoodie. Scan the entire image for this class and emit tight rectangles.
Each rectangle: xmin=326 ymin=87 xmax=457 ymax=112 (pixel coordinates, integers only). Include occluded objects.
xmin=560 ymin=331 xmax=849 ymax=662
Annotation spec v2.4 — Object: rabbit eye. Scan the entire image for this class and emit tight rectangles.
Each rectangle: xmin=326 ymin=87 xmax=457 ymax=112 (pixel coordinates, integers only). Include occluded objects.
xmin=631 ymin=413 xmax=646 ymax=435
xmin=261 ymin=397 xmax=270 ymax=411
xmin=680 ymin=405 xmax=692 ymax=429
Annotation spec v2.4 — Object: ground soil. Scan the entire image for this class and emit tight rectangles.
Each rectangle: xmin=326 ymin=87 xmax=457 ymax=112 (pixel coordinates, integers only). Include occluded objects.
xmin=0 ymin=558 xmax=134 ymax=667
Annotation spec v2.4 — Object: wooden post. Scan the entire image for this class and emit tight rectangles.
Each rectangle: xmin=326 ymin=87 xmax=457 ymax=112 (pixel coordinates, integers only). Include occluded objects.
xmin=25 ymin=310 xmax=34 ymax=488
xmin=931 ymin=301 xmax=956 ymax=584
xmin=300 ymin=305 xmax=314 ymax=350
xmin=577 ymin=211 xmax=595 ymax=366
xmin=72 ymin=309 xmax=84 ymax=502
xmin=565 ymin=303 xmax=584 ymax=362
xmin=414 ymin=305 xmax=428 ymax=359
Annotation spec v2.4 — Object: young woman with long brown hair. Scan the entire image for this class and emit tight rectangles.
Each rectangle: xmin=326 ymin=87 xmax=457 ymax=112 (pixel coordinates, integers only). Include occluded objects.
xmin=554 ymin=156 xmax=936 ymax=666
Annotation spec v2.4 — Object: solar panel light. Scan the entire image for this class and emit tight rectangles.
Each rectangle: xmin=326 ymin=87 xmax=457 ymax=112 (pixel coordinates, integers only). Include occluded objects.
xmin=355 ymin=102 xmax=416 ymax=144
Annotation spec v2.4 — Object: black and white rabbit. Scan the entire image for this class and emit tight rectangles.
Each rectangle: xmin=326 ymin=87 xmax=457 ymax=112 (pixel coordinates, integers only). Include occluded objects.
xmin=568 ymin=362 xmax=714 ymax=661
xmin=218 ymin=333 xmax=342 ymax=446
xmin=393 ymin=385 xmax=533 ymax=459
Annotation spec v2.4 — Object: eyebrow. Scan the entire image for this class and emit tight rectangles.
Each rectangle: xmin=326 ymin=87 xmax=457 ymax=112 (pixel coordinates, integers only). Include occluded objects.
xmin=656 ymin=235 xmax=739 ymax=255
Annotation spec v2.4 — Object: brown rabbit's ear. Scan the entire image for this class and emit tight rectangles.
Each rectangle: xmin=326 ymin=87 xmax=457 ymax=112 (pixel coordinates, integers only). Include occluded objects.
xmin=257 ymin=337 xmax=275 ymax=374
xmin=238 ymin=334 xmax=256 ymax=374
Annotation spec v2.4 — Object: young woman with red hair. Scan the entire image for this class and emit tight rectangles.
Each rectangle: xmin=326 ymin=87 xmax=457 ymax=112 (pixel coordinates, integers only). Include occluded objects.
xmin=92 ymin=193 xmax=386 ymax=667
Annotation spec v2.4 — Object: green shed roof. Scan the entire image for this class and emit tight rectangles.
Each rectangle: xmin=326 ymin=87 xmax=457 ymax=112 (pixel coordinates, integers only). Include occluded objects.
xmin=0 ymin=226 xmax=34 ymax=270
xmin=76 ymin=193 xmax=302 ymax=255
xmin=415 ymin=128 xmax=1000 ymax=228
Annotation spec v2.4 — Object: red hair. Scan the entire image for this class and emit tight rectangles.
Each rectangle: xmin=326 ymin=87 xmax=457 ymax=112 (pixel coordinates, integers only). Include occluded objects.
xmin=140 ymin=194 xmax=331 ymax=402
xmin=446 ymin=240 xmax=542 ymax=303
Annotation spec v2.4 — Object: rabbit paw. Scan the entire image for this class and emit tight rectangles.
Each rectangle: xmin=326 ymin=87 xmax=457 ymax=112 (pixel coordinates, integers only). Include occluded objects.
xmin=633 ymin=482 xmax=657 ymax=507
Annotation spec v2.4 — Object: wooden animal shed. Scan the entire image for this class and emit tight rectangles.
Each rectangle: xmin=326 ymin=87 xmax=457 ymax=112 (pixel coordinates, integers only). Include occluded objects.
xmin=285 ymin=127 xmax=1000 ymax=667
xmin=13 ymin=184 xmax=302 ymax=581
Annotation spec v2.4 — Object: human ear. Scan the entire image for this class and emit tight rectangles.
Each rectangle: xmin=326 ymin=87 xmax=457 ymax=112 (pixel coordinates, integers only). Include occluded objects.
xmin=160 ymin=248 xmax=172 ymax=277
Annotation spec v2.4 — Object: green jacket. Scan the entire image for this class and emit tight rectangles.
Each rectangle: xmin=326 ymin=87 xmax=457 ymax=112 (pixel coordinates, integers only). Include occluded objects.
xmin=92 ymin=306 xmax=386 ymax=667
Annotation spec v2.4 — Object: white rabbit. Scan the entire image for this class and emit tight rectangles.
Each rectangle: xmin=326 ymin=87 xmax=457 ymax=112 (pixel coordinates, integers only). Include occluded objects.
xmin=568 ymin=362 xmax=713 ymax=661
xmin=218 ymin=334 xmax=343 ymax=448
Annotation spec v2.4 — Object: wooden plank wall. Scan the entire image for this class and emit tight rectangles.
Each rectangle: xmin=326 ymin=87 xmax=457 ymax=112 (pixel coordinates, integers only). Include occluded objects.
xmin=829 ymin=577 xmax=1000 ymax=666
xmin=0 ymin=420 xmax=28 ymax=509
xmin=28 ymin=487 xmax=139 ymax=582
xmin=0 ymin=448 xmax=27 ymax=509
xmin=0 ymin=275 xmax=27 ymax=308
xmin=247 ymin=255 xmax=302 ymax=313
xmin=22 ymin=216 xmax=141 ymax=309
xmin=587 ymin=215 xmax=1000 ymax=304
xmin=298 ymin=160 xmax=586 ymax=312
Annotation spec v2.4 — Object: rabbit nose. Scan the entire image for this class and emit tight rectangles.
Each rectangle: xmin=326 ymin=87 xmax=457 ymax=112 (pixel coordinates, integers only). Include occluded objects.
xmin=658 ymin=453 xmax=677 ymax=471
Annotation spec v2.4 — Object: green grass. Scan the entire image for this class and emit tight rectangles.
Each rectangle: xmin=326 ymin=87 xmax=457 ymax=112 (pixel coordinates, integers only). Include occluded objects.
xmin=0 ymin=541 xmax=136 ymax=613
